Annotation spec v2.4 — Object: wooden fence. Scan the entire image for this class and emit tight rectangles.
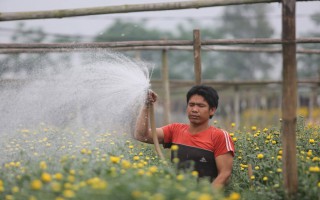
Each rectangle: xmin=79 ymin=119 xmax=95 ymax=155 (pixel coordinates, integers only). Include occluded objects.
xmin=1 ymin=0 xmax=320 ymax=198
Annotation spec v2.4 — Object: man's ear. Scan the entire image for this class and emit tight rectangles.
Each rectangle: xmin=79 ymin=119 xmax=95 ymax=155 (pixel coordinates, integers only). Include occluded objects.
xmin=210 ymin=107 xmax=216 ymax=116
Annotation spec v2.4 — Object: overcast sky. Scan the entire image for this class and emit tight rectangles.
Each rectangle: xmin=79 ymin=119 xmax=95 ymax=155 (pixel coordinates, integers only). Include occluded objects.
xmin=0 ymin=0 xmax=319 ymax=42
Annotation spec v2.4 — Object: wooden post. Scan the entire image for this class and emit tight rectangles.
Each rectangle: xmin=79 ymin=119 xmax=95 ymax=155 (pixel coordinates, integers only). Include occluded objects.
xmin=282 ymin=0 xmax=298 ymax=198
xmin=234 ymin=86 xmax=240 ymax=128
xmin=193 ymin=29 xmax=202 ymax=85
xmin=162 ymin=49 xmax=171 ymax=125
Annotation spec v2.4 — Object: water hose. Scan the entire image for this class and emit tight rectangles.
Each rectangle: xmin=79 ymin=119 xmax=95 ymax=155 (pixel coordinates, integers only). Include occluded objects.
xmin=149 ymin=103 xmax=165 ymax=160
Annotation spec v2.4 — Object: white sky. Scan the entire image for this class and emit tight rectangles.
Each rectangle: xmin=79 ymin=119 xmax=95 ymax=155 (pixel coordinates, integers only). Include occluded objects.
xmin=0 ymin=0 xmax=319 ymax=42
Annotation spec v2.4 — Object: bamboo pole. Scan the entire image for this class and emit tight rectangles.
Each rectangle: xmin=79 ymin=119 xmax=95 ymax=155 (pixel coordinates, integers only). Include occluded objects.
xmin=1 ymin=38 xmax=320 ymax=49
xmin=162 ymin=49 xmax=171 ymax=125
xmin=149 ymin=104 xmax=165 ymax=160
xmin=193 ymin=29 xmax=202 ymax=85
xmin=2 ymin=78 xmax=318 ymax=87
xmin=0 ymin=0 xmax=280 ymax=21
xmin=282 ymin=0 xmax=298 ymax=198
xmin=234 ymin=86 xmax=240 ymax=128
xmin=1 ymin=46 xmax=320 ymax=54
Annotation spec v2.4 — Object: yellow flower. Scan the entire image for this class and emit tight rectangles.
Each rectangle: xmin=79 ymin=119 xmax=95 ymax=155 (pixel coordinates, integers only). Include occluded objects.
xmin=131 ymin=190 xmax=142 ymax=199
xmin=231 ymin=123 xmax=236 ymax=127
xmin=171 ymin=145 xmax=179 ymax=151
xmin=137 ymin=169 xmax=144 ymax=176
xmin=67 ymin=175 xmax=75 ymax=183
xmin=110 ymin=156 xmax=121 ymax=164
xmin=307 ymin=150 xmax=313 ymax=157
xmin=276 ymin=168 xmax=282 ymax=173
xmin=31 ymin=180 xmax=42 ymax=190
xmin=29 ymin=195 xmax=37 ymax=200
xmin=149 ymin=166 xmax=158 ymax=173
xmin=11 ymin=186 xmax=19 ymax=193
xmin=54 ymin=173 xmax=63 ymax=181
xmin=152 ymin=193 xmax=165 ymax=200
xmin=229 ymin=192 xmax=241 ymax=200
xmin=80 ymin=148 xmax=87 ymax=154
xmin=63 ymin=189 xmax=75 ymax=198
xmin=173 ymin=158 xmax=180 ymax=163
xmin=41 ymin=172 xmax=52 ymax=183
xmin=176 ymin=174 xmax=184 ymax=181
xmin=309 ymin=139 xmax=315 ymax=144
xmin=263 ymin=128 xmax=268 ymax=132
xmin=51 ymin=182 xmax=62 ymax=192
xmin=250 ymin=175 xmax=255 ymax=180
xmin=309 ymin=166 xmax=320 ymax=173
xmin=5 ymin=195 xmax=13 ymax=200
xmin=251 ymin=126 xmax=257 ymax=131
xmin=191 ymin=171 xmax=199 ymax=177
xmin=133 ymin=156 xmax=139 ymax=161
xmin=39 ymin=161 xmax=47 ymax=170
xmin=232 ymin=137 xmax=237 ymax=142
xmin=257 ymin=154 xmax=264 ymax=159
xmin=263 ymin=176 xmax=268 ymax=181
xmin=121 ymin=160 xmax=131 ymax=169
xmin=196 ymin=193 xmax=212 ymax=200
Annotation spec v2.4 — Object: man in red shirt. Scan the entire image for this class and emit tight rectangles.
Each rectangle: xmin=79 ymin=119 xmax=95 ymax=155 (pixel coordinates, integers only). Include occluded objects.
xmin=134 ymin=85 xmax=234 ymax=189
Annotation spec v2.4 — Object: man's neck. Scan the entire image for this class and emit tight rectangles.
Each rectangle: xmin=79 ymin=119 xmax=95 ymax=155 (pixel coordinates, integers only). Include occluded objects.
xmin=188 ymin=123 xmax=210 ymax=134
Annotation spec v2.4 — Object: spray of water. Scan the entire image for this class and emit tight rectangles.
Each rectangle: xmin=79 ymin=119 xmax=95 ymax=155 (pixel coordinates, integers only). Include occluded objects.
xmin=0 ymin=50 xmax=152 ymax=163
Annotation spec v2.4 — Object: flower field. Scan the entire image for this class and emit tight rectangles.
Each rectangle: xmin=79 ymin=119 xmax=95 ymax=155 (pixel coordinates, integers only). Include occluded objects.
xmin=0 ymin=119 xmax=319 ymax=200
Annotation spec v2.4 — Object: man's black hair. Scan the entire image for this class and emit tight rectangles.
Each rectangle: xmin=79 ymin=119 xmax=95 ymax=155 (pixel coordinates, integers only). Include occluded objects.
xmin=186 ymin=85 xmax=219 ymax=115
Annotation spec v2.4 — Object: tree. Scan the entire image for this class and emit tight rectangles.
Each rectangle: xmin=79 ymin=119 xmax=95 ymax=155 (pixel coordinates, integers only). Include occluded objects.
xmin=297 ymin=12 xmax=320 ymax=79
xmin=203 ymin=4 xmax=275 ymax=80
xmin=0 ymin=23 xmax=76 ymax=78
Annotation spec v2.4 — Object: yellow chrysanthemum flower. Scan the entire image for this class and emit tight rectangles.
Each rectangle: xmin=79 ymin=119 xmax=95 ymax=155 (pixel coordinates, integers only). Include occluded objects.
xmin=196 ymin=193 xmax=212 ymax=200
xmin=110 ymin=156 xmax=121 ymax=164
xmin=63 ymin=189 xmax=75 ymax=198
xmin=257 ymin=154 xmax=264 ymax=159
xmin=121 ymin=160 xmax=132 ymax=169
xmin=229 ymin=192 xmax=241 ymax=200
xmin=54 ymin=173 xmax=63 ymax=181
xmin=171 ymin=145 xmax=179 ymax=151
xmin=176 ymin=174 xmax=184 ymax=181
xmin=31 ymin=180 xmax=42 ymax=190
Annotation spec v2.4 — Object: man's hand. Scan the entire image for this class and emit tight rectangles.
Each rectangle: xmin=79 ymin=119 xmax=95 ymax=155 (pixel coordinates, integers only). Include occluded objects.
xmin=146 ymin=90 xmax=157 ymax=106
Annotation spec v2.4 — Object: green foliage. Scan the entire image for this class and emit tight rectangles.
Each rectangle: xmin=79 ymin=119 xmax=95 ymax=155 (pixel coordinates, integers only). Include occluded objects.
xmin=0 ymin=120 xmax=319 ymax=200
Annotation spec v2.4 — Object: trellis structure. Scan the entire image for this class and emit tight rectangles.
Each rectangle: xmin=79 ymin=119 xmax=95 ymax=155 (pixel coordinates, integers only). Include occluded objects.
xmin=1 ymin=0 xmax=320 ymax=198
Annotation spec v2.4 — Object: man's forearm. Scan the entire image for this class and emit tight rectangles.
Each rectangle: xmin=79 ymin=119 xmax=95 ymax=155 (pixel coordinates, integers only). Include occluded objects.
xmin=212 ymin=172 xmax=231 ymax=189
xmin=133 ymin=105 xmax=152 ymax=142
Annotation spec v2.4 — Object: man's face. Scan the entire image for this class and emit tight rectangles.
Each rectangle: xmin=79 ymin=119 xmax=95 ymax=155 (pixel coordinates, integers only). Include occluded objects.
xmin=186 ymin=94 xmax=215 ymax=125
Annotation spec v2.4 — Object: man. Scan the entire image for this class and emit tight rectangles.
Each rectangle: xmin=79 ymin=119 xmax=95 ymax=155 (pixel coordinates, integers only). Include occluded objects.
xmin=134 ymin=85 xmax=234 ymax=189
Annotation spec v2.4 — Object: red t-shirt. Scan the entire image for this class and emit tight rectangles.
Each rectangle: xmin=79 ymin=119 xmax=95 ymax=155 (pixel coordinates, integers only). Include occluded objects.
xmin=161 ymin=123 xmax=235 ymax=181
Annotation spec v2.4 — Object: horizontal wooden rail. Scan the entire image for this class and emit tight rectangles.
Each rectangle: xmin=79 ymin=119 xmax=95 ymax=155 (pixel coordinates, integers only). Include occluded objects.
xmin=151 ymin=79 xmax=320 ymax=86
xmin=0 ymin=0 xmax=278 ymax=21
xmin=1 ymin=78 xmax=319 ymax=87
xmin=0 ymin=38 xmax=320 ymax=50
xmin=0 ymin=46 xmax=319 ymax=54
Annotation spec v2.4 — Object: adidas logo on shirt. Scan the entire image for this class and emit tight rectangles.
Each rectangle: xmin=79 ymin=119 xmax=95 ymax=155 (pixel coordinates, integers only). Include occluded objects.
xmin=199 ymin=157 xmax=207 ymax=163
